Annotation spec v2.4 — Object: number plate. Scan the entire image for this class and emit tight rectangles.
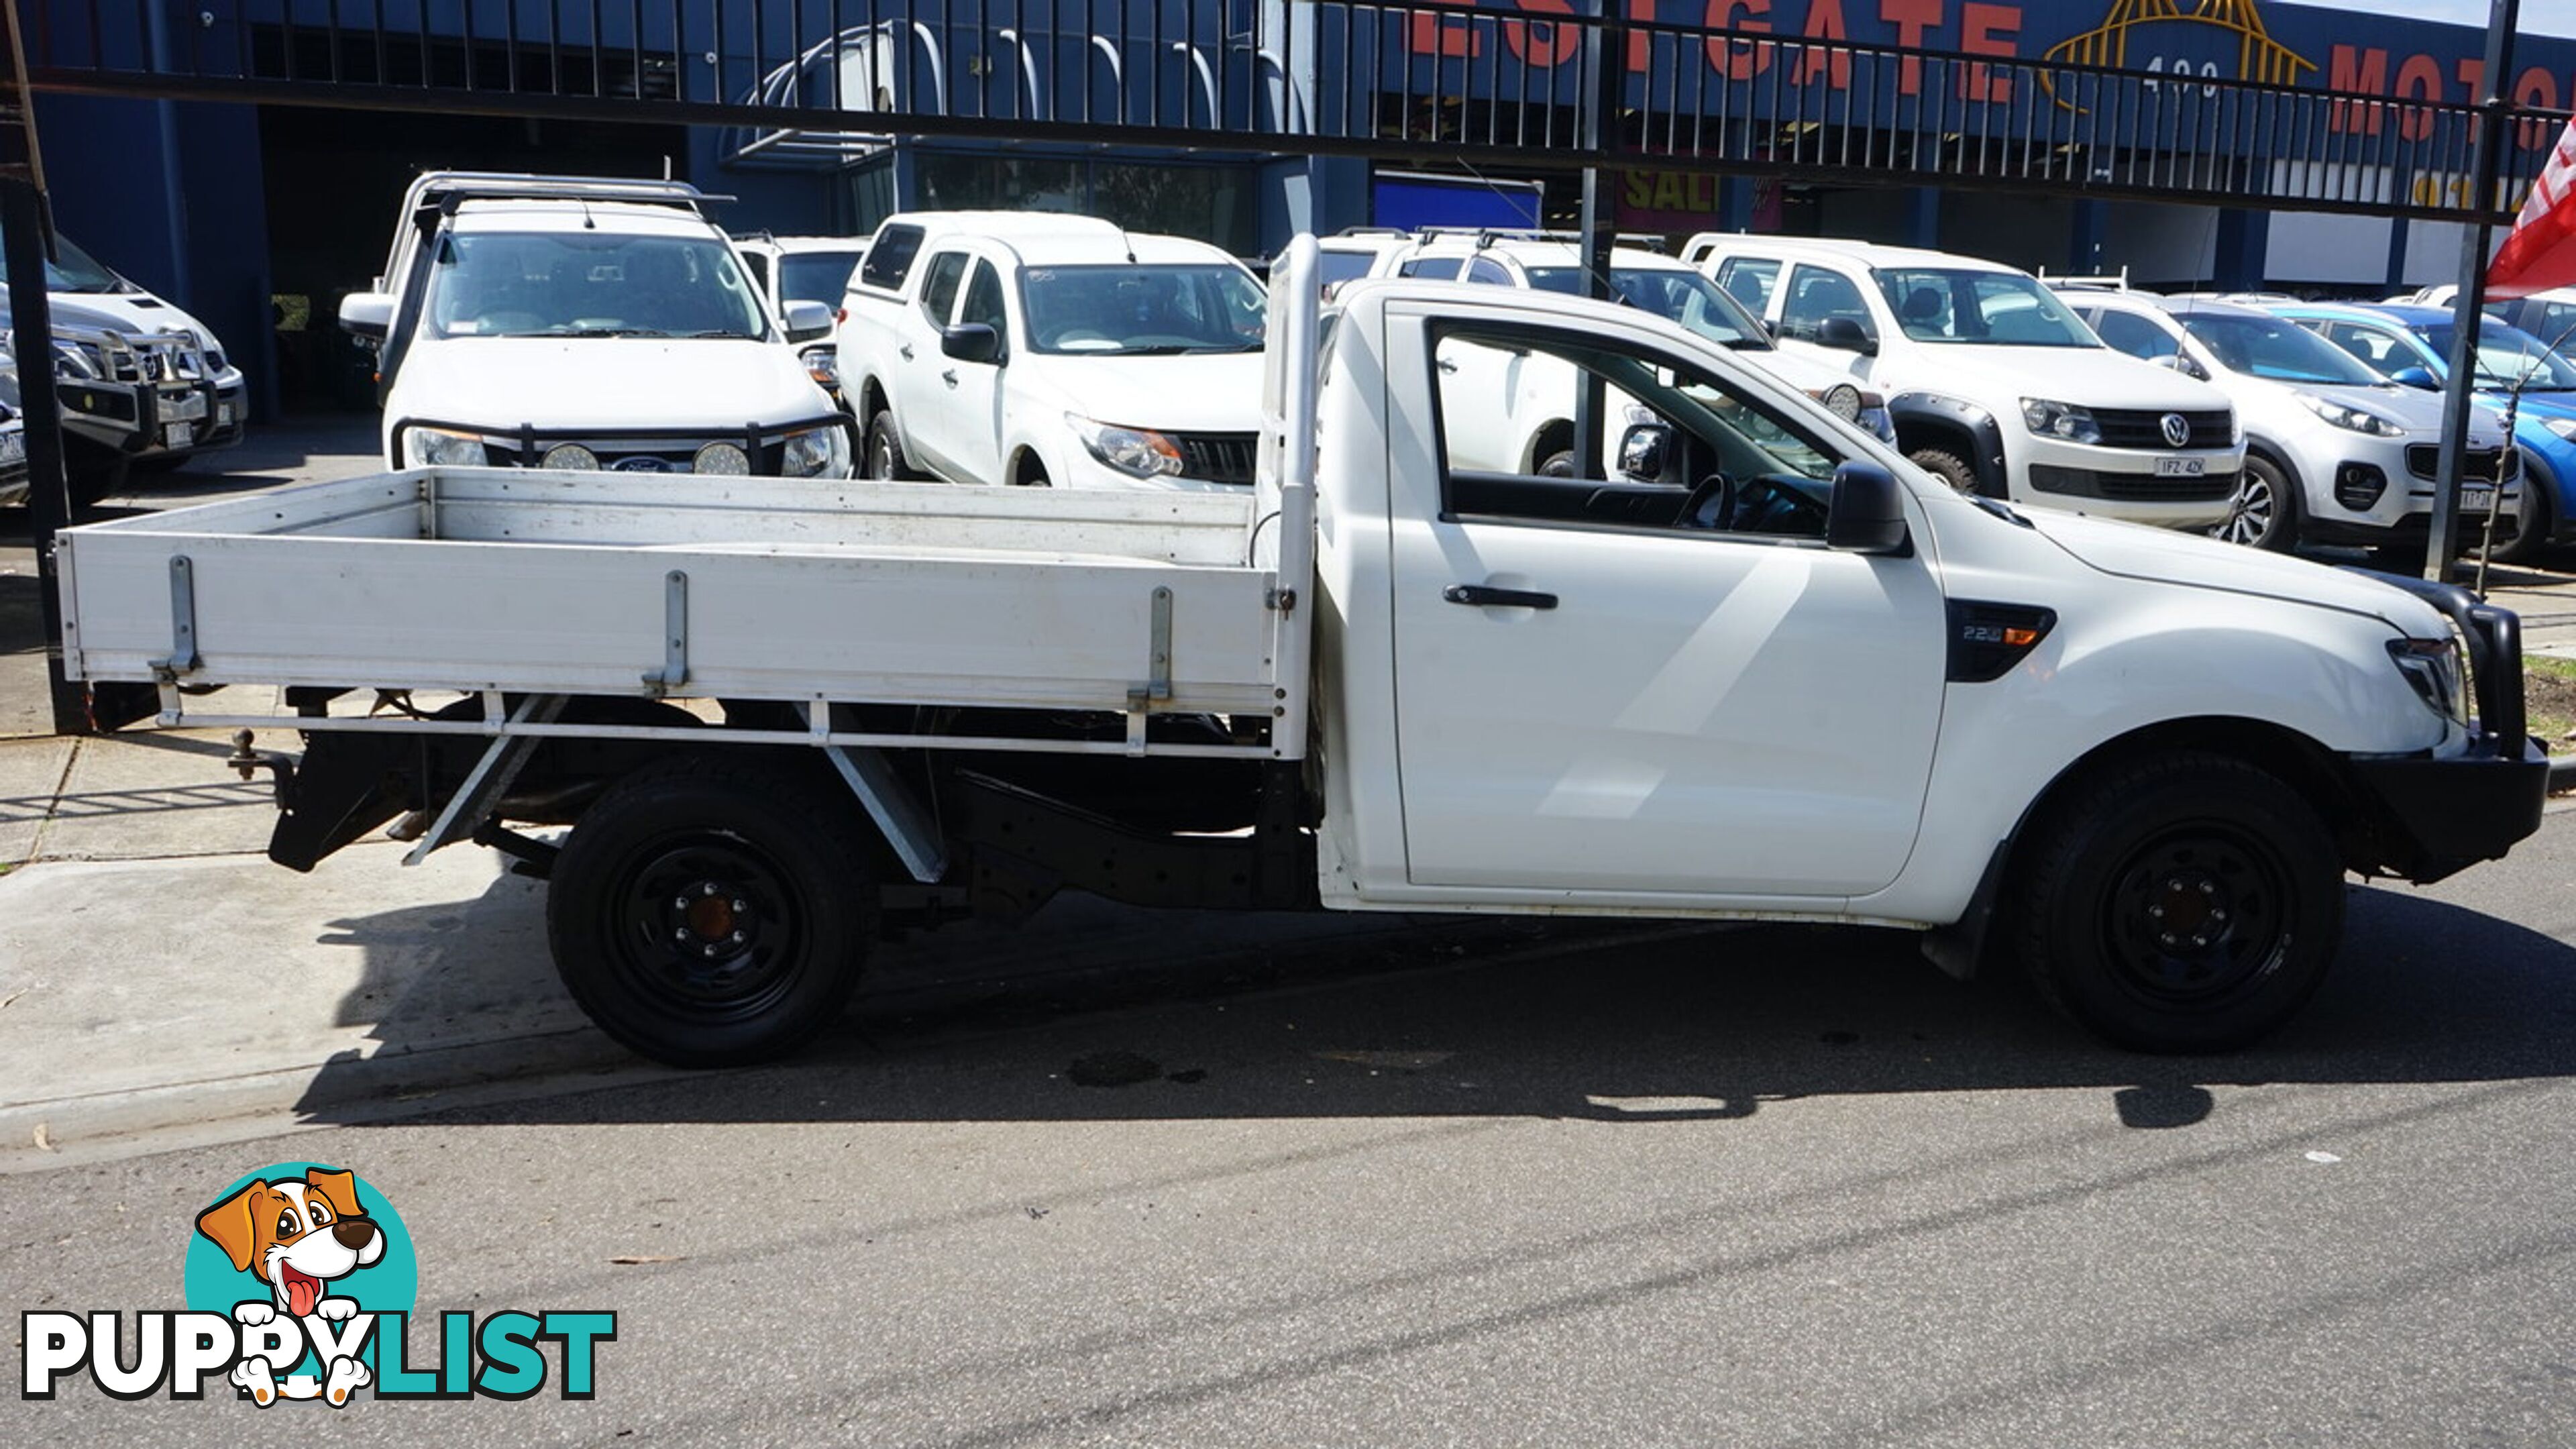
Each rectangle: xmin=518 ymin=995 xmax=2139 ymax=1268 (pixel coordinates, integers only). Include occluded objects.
xmin=2461 ymin=484 xmax=2496 ymax=511
xmin=217 ymin=402 xmax=235 ymax=429
xmin=163 ymin=421 xmax=194 ymax=449
xmin=2155 ymin=457 xmax=2206 ymax=477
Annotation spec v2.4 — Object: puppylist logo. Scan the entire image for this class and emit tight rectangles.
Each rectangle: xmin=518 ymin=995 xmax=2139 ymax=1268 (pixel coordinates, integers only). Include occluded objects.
xmin=20 ymin=1162 xmax=614 ymax=1405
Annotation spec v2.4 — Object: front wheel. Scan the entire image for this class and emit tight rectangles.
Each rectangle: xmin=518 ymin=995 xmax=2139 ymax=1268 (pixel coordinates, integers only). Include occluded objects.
xmin=2010 ymin=751 xmax=2343 ymax=1053
xmin=865 ymin=409 xmax=922 ymax=482
xmin=2487 ymin=465 xmax=2555 ymax=565
xmin=1908 ymin=445 xmax=1982 ymax=496
xmin=547 ymin=755 xmax=876 ymax=1067
xmin=2216 ymin=455 xmax=2299 ymax=552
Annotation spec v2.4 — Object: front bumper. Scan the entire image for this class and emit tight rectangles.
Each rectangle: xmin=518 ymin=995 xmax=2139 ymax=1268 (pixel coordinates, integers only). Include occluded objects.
xmin=60 ymin=373 xmax=248 ymax=458
xmin=2341 ymin=570 xmax=2550 ymax=882
xmin=2017 ymin=433 xmax=2243 ymax=527
xmin=391 ymin=414 xmax=858 ymax=478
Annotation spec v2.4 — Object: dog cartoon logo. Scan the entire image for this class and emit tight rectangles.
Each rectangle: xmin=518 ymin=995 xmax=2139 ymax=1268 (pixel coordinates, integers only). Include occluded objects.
xmin=186 ymin=1164 xmax=416 ymax=1407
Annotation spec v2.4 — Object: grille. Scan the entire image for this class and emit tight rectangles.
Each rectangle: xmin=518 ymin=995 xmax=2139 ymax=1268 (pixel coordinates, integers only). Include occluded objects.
xmin=2405 ymin=443 xmax=2518 ymax=482
xmin=2027 ymin=464 xmax=2237 ymax=502
xmin=1173 ymin=431 xmax=1258 ymax=485
xmin=2090 ymin=409 xmax=2234 ymax=450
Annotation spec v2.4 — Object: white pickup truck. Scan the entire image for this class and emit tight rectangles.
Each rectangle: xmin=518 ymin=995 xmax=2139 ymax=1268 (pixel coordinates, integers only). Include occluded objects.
xmin=52 ymin=240 xmax=2548 ymax=1068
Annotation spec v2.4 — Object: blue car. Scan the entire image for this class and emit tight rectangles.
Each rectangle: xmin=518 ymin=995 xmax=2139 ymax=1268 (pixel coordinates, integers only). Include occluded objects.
xmin=2270 ymin=302 xmax=2576 ymax=561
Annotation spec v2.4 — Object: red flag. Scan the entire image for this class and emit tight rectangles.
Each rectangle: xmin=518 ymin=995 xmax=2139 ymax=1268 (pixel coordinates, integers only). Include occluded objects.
xmin=2490 ymin=117 xmax=2576 ymax=299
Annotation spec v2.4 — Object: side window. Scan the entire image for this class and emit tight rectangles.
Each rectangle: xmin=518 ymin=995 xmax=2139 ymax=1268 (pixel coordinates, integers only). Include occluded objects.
xmin=958 ymin=259 xmax=1007 ymax=337
xmin=2094 ymin=310 xmax=2180 ymax=362
xmin=1399 ymin=256 xmax=1464 ymax=280
xmin=1430 ymin=325 xmax=1845 ymax=540
xmin=859 ymin=224 xmax=925 ymax=290
xmin=917 ymin=251 xmax=969 ymax=325
xmin=1779 ymin=264 xmax=1875 ymax=344
xmin=1464 ymin=256 xmax=1512 ymax=286
xmin=2533 ymin=301 xmax=2576 ymax=345
xmin=1717 ymin=258 xmax=1781 ymax=313
xmin=2324 ymin=323 xmax=2400 ymax=370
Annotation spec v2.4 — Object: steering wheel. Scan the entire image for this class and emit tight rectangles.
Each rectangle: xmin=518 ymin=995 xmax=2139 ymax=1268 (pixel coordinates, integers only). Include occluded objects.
xmin=1680 ymin=472 xmax=1736 ymax=530
xmin=1733 ymin=475 xmax=1833 ymax=535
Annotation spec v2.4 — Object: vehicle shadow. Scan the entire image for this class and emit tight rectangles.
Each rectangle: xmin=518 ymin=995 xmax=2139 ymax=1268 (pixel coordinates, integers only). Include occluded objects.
xmin=290 ymin=876 xmax=2576 ymax=1134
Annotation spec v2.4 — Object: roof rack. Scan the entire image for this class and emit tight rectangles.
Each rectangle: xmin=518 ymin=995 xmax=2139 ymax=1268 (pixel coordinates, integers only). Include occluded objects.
xmin=1407 ymin=226 xmax=1670 ymax=253
xmin=1332 ymin=225 xmax=1409 ymax=237
xmin=2037 ymin=266 xmax=2130 ymax=292
xmin=411 ymin=172 xmax=730 ymax=214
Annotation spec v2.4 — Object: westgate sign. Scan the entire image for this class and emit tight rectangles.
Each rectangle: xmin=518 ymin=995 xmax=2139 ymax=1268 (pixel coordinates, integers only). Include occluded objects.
xmin=1402 ymin=0 xmax=2575 ymax=151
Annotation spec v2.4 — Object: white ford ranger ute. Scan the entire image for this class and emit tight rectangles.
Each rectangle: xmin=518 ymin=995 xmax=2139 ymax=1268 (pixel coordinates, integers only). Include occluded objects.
xmin=52 ymin=239 xmax=2548 ymax=1069
xmin=340 ymin=173 xmax=851 ymax=478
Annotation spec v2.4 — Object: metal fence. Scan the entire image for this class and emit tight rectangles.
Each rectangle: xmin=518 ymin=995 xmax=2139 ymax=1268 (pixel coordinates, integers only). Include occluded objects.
xmin=26 ymin=1 xmax=2569 ymax=223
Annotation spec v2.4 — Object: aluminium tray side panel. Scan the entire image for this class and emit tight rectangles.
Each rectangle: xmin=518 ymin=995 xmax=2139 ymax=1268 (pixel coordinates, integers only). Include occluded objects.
xmin=59 ymin=529 xmax=1282 ymax=714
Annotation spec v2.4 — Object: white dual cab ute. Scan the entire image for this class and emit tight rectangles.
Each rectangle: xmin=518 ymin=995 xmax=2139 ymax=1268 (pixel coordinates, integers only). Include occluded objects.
xmin=339 ymin=172 xmax=851 ymax=478
xmin=1684 ymin=235 xmax=2246 ymax=528
xmin=841 ymin=211 xmax=1269 ymax=490
xmin=54 ymin=239 xmax=2548 ymax=1068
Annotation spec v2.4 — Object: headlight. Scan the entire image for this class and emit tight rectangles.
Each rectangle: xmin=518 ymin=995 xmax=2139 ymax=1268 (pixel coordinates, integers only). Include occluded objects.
xmin=401 ymin=426 xmax=488 ymax=467
xmin=540 ymin=443 xmax=600 ymax=470
xmin=2020 ymin=397 xmax=2103 ymax=445
xmin=780 ymin=425 xmax=847 ymax=478
xmin=1817 ymin=383 xmax=1863 ymax=421
xmin=2297 ymin=392 xmax=2406 ymax=437
xmin=693 ymin=441 xmax=751 ymax=476
xmin=800 ymin=345 xmax=841 ymax=391
xmin=49 ymin=338 xmax=105 ymax=380
xmin=2387 ymin=635 xmax=2467 ymax=725
xmin=1066 ymin=412 xmax=1184 ymax=479
xmin=2542 ymin=416 xmax=2576 ymax=443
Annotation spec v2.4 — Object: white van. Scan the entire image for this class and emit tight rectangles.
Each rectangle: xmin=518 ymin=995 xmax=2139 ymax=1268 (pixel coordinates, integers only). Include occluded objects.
xmin=340 ymin=174 xmax=850 ymax=478
xmin=1685 ymin=236 xmax=2245 ymax=529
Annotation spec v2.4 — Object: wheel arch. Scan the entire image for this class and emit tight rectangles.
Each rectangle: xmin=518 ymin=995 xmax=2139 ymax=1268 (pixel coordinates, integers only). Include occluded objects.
xmin=1888 ymin=394 xmax=2007 ymax=496
xmin=1523 ymin=417 xmax=1575 ymax=474
xmin=1923 ymin=714 xmax=2376 ymax=979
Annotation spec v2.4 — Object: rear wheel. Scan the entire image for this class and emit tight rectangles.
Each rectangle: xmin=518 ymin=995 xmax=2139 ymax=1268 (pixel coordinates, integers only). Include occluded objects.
xmin=2010 ymin=751 xmax=2343 ymax=1053
xmin=547 ymin=755 xmax=876 ymax=1067
xmin=1909 ymin=445 xmax=1981 ymax=496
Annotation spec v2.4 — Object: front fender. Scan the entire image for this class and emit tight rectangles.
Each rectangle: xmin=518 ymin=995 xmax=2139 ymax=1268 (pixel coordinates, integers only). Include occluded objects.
xmin=1890 ymin=392 xmax=2007 ymax=495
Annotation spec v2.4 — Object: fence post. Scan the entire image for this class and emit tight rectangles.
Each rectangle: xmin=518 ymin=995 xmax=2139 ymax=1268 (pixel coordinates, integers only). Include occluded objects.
xmin=2426 ymin=0 xmax=2521 ymax=584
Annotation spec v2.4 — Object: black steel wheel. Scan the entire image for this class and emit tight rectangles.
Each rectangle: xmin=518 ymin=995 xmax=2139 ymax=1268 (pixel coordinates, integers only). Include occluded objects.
xmin=2012 ymin=751 xmax=2342 ymax=1053
xmin=548 ymin=755 xmax=875 ymax=1067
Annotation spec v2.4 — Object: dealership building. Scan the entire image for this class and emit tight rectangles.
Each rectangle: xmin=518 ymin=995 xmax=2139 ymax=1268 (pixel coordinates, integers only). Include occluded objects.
xmin=26 ymin=0 xmax=2576 ymax=416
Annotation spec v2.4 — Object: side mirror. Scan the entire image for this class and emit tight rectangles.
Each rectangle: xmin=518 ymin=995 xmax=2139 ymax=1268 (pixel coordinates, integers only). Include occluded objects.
xmin=1617 ymin=422 xmax=1672 ymax=482
xmin=1762 ymin=317 xmax=1782 ymax=339
xmin=1819 ymin=316 xmax=1878 ymax=357
xmin=782 ymin=300 xmax=835 ymax=344
xmin=2152 ymin=352 xmax=2210 ymax=381
xmin=1827 ymin=460 xmax=1912 ymax=555
xmin=2390 ymin=365 xmax=2439 ymax=390
xmin=337 ymin=292 xmax=396 ymax=340
xmin=941 ymin=322 xmax=1002 ymax=364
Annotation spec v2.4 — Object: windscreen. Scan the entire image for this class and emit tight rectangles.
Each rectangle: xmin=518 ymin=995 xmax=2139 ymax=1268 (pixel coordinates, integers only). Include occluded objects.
xmin=1874 ymin=267 xmax=2096 ymax=347
xmin=2421 ymin=320 xmax=2576 ymax=391
xmin=1019 ymin=264 xmax=1268 ymax=354
xmin=421 ymin=231 xmax=769 ymax=339
xmin=777 ymin=251 xmax=865 ymax=305
xmin=1523 ymin=266 xmax=1770 ymax=349
xmin=0 ymin=231 xmax=128 ymax=293
xmin=2177 ymin=312 xmax=2385 ymax=385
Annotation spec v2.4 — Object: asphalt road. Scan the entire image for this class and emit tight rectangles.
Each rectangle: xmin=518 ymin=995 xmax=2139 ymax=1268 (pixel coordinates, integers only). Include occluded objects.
xmin=5 ymin=800 xmax=2573 ymax=1446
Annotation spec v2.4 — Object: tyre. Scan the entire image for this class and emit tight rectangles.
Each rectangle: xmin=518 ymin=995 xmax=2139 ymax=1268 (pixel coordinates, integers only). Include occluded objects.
xmin=1909 ymin=445 xmax=1981 ymax=496
xmin=865 ymin=410 xmax=921 ymax=482
xmin=1537 ymin=449 xmax=1576 ymax=478
xmin=547 ymin=755 xmax=877 ymax=1067
xmin=2487 ymin=464 xmax=2554 ymax=565
xmin=2216 ymin=455 xmax=2299 ymax=552
xmin=2010 ymin=751 xmax=2343 ymax=1054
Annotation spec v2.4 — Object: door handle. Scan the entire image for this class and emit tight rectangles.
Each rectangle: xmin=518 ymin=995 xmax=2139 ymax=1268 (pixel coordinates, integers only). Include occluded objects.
xmin=1437 ymin=358 xmax=1458 ymax=374
xmin=1443 ymin=584 xmax=1557 ymax=610
xmin=941 ymin=369 xmax=959 ymax=387
xmin=899 ymin=343 xmax=915 ymax=360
